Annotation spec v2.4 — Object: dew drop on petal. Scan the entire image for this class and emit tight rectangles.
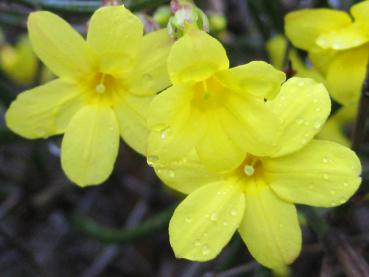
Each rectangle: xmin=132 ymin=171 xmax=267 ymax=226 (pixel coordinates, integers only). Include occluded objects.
xmin=296 ymin=118 xmax=303 ymax=125
xmin=202 ymin=245 xmax=210 ymax=256
xmin=230 ymin=209 xmax=237 ymax=216
xmin=314 ymin=120 xmax=322 ymax=129
xmin=210 ymin=212 xmax=218 ymax=222
xmin=194 ymin=239 xmax=202 ymax=247
xmin=185 ymin=216 xmax=192 ymax=223
xmin=147 ymin=155 xmax=159 ymax=167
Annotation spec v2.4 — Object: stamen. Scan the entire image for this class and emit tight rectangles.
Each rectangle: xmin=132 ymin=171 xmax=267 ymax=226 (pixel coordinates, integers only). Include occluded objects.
xmin=243 ymin=165 xmax=255 ymax=176
xmin=95 ymin=83 xmax=106 ymax=93
xmin=95 ymin=74 xmax=106 ymax=94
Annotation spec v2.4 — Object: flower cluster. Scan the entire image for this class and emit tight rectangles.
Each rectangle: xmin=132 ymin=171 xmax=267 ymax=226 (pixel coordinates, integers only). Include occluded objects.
xmin=4 ymin=3 xmax=363 ymax=270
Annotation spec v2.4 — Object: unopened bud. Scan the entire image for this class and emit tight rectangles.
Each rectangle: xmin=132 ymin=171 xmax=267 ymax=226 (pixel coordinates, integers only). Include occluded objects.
xmin=153 ymin=6 xmax=172 ymax=27
xmin=167 ymin=0 xmax=209 ymax=38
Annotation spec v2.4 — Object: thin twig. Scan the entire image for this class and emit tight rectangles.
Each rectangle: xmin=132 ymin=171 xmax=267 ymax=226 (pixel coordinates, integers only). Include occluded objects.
xmin=325 ymin=229 xmax=369 ymax=277
xmin=0 ymin=224 xmax=50 ymax=277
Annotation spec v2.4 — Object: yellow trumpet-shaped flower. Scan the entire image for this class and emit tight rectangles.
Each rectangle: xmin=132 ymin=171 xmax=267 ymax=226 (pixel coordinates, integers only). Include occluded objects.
xmin=147 ymin=28 xmax=286 ymax=172
xmin=285 ymin=1 xmax=369 ymax=105
xmin=0 ymin=35 xmax=37 ymax=85
xmin=5 ymin=6 xmax=173 ymax=186
xmin=153 ymin=77 xmax=361 ymax=269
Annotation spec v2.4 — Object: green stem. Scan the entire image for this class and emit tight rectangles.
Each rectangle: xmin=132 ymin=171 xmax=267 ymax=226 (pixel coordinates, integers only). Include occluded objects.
xmin=16 ymin=0 xmax=169 ymax=13
xmin=300 ymin=206 xmax=329 ymax=240
xmin=71 ymin=205 xmax=174 ymax=243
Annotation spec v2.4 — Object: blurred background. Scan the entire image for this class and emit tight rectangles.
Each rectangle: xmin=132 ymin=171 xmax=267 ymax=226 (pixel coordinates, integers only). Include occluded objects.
xmin=0 ymin=0 xmax=368 ymax=276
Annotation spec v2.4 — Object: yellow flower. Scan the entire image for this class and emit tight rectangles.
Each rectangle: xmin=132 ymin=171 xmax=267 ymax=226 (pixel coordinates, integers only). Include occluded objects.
xmin=318 ymin=104 xmax=357 ymax=147
xmin=147 ymin=28 xmax=286 ymax=172
xmin=154 ymin=77 xmax=361 ymax=269
xmin=5 ymin=6 xmax=172 ymax=186
xmin=266 ymin=35 xmax=325 ymax=83
xmin=285 ymin=1 xmax=369 ymax=105
xmin=0 ymin=35 xmax=37 ymax=85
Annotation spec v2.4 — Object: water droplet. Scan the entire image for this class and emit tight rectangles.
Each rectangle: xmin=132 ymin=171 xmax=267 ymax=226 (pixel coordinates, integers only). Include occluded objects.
xmin=147 ymin=155 xmax=159 ymax=167
xmin=202 ymin=245 xmax=210 ymax=256
xmin=323 ymin=174 xmax=329 ymax=180
xmin=160 ymin=127 xmax=171 ymax=140
xmin=296 ymin=118 xmax=303 ymax=125
xmin=210 ymin=212 xmax=218 ymax=222
xmin=280 ymin=95 xmax=286 ymax=101
xmin=194 ymin=239 xmax=202 ymax=247
xmin=322 ymin=157 xmax=328 ymax=163
xmin=314 ymin=119 xmax=322 ymax=129
xmin=343 ymin=182 xmax=348 ymax=187
xmin=95 ymin=83 xmax=106 ymax=93
xmin=167 ymin=170 xmax=175 ymax=178
xmin=185 ymin=216 xmax=191 ymax=223
xmin=243 ymin=165 xmax=255 ymax=176
xmin=230 ymin=209 xmax=237 ymax=216
xmin=142 ymin=74 xmax=153 ymax=87
xmin=315 ymin=107 xmax=321 ymax=112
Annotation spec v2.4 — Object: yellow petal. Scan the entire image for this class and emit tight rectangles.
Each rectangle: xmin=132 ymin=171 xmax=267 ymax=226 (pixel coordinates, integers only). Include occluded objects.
xmin=169 ymin=182 xmax=245 ymax=261
xmin=28 ymin=11 xmax=92 ymax=80
xmin=318 ymin=104 xmax=357 ymax=147
xmin=308 ymin=46 xmax=337 ymax=75
xmin=154 ymin=150 xmax=220 ymax=194
xmin=351 ymin=1 xmax=369 ymax=30
xmin=265 ymin=139 xmax=361 ymax=207
xmin=114 ymin=94 xmax=153 ymax=155
xmin=267 ymin=77 xmax=331 ymax=157
xmin=326 ymin=45 xmax=369 ymax=105
xmin=239 ymin=180 xmax=301 ymax=269
xmin=316 ymin=23 xmax=369 ymax=50
xmin=196 ymin=113 xmax=245 ymax=172
xmin=285 ymin=9 xmax=351 ymax=50
xmin=6 ymin=79 xmax=83 ymax=139
xmin=216 ymin=61 xmax=286 ymax=100
xmin=127 ymin=29 xmax=173 ymax=96
xmin=0 ymin=36 xmax=37 ymax=85
xmin=221 ymin=95 xmax=279 ymax=158
xmin=289 ymin=50 xmax=325 ymax=84
xmin=266 ymin=35 xmax=287 ymax=70
xmin=168 ymin=29 xmax=229 ymax=84
xmin=147 ymin=85 xmax=207 ymax=163
xmin=87 ymin=6 xmax=143 ymax=75
xmin=61 ymin=105 xmax=119 ymax=186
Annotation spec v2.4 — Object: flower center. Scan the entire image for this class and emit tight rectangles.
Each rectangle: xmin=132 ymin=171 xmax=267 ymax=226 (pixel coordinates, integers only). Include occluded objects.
xmin=192 ymin=76 xmax=227 ymax=110
xmin=82 ymin=72 xmax=124 ymax=105
xmin=95 ymin=74 xmax=107 ymax=94
xmin=243 ymin=165 xmax=255 ymax=176
xmin=241 ymin=155 xmax=262 ymax=178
